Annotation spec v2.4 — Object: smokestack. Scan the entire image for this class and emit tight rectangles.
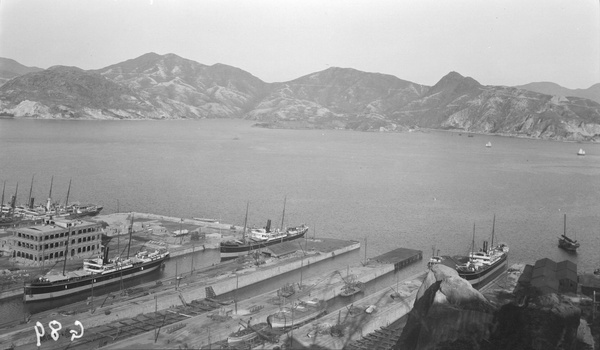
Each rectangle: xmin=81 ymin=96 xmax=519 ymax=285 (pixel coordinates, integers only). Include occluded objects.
xmin=265 ymin=219 xmax=271 ymax=232
xmin=29 ymin=197 xmax=35 ymax=209
xmin=103 ymin=246 xmax=110 ymax=264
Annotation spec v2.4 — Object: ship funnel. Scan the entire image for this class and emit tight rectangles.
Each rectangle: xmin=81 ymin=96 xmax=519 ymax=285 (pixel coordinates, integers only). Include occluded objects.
xmin=266 ymin=219 xmax=272 ymax=232
xmin=29 ymin=197 xmax=35 ymax=209
xmin=482 ymin=240 xmax=488 ymax=252
xmin=103 ymin=246 xmax=110 ymax=264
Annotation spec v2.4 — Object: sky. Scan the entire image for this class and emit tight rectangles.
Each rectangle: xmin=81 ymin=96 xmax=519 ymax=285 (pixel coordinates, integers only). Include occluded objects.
xmin=0 ymin=0 xmax=598 ymax=89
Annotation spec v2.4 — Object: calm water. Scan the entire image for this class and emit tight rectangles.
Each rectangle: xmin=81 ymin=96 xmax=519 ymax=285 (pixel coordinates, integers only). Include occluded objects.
xmin=1 ymin=119 xmax=600 ymax=317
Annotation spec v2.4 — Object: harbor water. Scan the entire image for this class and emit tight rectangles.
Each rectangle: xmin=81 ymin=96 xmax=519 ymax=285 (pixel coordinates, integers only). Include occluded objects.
xmin=1 ymin=119 xmax=599 ymax=320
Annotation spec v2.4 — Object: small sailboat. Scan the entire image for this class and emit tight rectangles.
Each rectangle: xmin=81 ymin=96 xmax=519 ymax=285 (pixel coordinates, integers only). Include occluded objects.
xmin=485 ymin=142 xmax=492 ymax=148
xmin=558 ymin=214 xmax=580 ymax=252
xmin=577 ymin=148 xmax=586 ymax=156
xmin=338 ymin=266 xmax=363 ymax=297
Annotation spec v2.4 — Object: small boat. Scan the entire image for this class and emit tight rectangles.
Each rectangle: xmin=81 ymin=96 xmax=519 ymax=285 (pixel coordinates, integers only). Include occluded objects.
xmin=428 ymin=256 xmax=443 ymax=267
xmin=267 ymin=299 xmax=326 ymax=329
xmin=277 ymin=283 xmax=295 ymax=298
xmin=227 ymin=322 xmax=268 ymax=344
xmin=340 ymin=283 xmax=362 ymax=297
xmin=558 ymin=214 xmax=580 ymax=252
xmin=485 ymin=142 xmax=492 ymax=148
xmin=337 ymin=267 xmax=363 ymax=297
xmin=577 ymin=148 xmax=586 ymax=156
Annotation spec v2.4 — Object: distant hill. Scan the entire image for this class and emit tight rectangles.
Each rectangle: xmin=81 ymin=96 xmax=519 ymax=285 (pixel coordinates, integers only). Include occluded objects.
xmin=0 ymin=57 xmax=43 ymax=86
xmin=93 ymin=52 xmax=269 ymax=118
xmin=1 ymin=53 xmax=599 ymax=142
xmin=247 ymin=67 xmax=428 ymax=130
xmin=516 ymin=82 xmax=600 ymax=104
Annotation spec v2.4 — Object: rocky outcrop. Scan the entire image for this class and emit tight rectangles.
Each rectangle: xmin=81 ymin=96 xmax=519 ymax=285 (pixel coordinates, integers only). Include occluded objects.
xmin=396 ymin=264 xmax=581 ymax=350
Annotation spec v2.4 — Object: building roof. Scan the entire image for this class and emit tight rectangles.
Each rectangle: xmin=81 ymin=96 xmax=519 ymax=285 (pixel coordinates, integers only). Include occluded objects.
xmin=15 ymin=219 xmax=97 ymax=235
xmin=557 ymin=260 xmax=577 ymax=273
xmin=264 ymin=241 xmax=301 ymax=257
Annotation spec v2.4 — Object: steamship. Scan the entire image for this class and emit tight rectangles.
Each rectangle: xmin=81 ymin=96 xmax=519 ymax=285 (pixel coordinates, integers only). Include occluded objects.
xmin=24 ymin=247 xmax=169 ymax=302
xmin=220 ymin=219 xmax=308 ymax=261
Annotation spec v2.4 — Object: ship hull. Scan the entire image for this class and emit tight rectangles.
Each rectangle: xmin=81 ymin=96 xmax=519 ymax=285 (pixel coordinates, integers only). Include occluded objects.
xmin=24 ymin=256 xmax=166 ymax=302
xmin=267 ymin=308 xmax=326 ymax=329
xmin=220 ymin=229 xmax=307 ymax=261
xmin=458 ymin=254 xmax=507 ymax=290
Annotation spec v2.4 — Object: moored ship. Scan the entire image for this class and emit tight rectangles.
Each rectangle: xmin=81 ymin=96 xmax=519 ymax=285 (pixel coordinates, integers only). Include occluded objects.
xmin=558 ymin=214 xmax=579 ymax=252
xmin=24 ymin=247 xmax=169 ymax=302
xmin=454 ymin=240 xmax=509 ymax=289
xmin=220 ymin=220 xmax=308 ymax=261
xmin=266 ymin=299 xmax=327 ymax=329
xmin=440 ymin=217 xmax=509 ymax=289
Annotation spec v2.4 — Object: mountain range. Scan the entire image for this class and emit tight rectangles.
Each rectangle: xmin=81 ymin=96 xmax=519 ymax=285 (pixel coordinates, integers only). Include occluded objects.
xmin=1 ymin=53 xmax=599 ymax=142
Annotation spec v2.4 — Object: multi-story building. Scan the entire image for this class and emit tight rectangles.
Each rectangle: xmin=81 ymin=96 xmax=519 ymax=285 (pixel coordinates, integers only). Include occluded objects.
xmin=9 ymin=218 xmax=102 ymax=264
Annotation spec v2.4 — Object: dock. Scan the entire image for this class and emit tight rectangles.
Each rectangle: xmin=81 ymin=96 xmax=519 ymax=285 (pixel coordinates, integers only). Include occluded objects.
xmin=99 ymin=247 xmax=424 ymax=349
xmin=0 ymin=238 xmax=360 ymax=349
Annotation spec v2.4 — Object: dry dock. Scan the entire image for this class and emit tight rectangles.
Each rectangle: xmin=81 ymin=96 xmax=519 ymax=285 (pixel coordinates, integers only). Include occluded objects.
xmin=0 ymin=238 xmax=359 ymax=349
xmin=258 ymin=271 xmax=426 ymax=350
xmin=100 ymin=248 xmax=423 ymax=350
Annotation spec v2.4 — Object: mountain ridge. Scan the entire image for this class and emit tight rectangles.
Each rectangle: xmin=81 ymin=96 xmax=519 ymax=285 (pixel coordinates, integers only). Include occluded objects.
xmin=1 ymin=53 xmax=599 ymax=141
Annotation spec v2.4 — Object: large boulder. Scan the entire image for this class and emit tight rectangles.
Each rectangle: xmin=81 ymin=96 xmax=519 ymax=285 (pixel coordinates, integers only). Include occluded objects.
xmin=396 ymin=264 xmax=581 ymax=350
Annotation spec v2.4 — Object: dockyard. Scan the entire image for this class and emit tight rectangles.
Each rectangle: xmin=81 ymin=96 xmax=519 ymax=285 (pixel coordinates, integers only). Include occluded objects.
xmin=0 ymin=211 xmax=593 ymax=350
xmin=0 ymin=212 xmax=433 ymax=350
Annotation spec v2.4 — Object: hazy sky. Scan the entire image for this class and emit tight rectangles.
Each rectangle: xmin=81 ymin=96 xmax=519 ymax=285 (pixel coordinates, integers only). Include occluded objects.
xmin=1 ymin=0 xmax=598 ymax=88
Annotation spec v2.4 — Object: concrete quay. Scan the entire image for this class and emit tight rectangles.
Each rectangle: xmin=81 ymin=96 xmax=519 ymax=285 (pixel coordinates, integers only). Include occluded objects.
xmin=102 ymin=259 xmax=425 ymax=349
xmin=256 ymin=271 xmax=426 ymax=350
xmin=0 ymin=238 xmax=359 ymax=349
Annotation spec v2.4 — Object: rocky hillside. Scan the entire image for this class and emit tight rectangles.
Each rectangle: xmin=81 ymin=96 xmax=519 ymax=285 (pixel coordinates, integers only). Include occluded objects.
xmin=398 ymin=72 xmax=600 ymax=141
xmin=0 ymin=66 xmax=158 ymax=119
xmin=0 ymin=57 xmax=43 ymax=86
xmin=1 ymin=53 xmax=600 ymax=141
xmin=517 ymin=81 xmax=600 ymax=105
xmin=93 ymin=52 xmax=268 ymax=119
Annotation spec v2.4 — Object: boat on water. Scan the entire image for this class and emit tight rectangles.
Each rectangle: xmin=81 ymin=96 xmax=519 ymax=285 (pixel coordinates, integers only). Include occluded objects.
xmin=485 ymin=142 xmax=492 ymax=148
xmin=450 ymin=217 xmax=509 ymax=289
xmin=220 ymin=200 xmax=308 ymax=261
xmin=428 ymin=256 xmax=443 ymax=268
xmin=577 ymin=148 xmax=586 ymax=156
xmin=24 ymin=247 xmax=169 ymax=302
xmin=558 ymin=214 xmax=580 ymax=252
xmin=267 ymin=299 xmax=327 ymax=329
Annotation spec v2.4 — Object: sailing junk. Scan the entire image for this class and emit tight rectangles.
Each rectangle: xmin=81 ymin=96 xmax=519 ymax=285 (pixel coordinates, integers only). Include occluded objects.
xmin=558 ymin=214 xmax=579 ymax=252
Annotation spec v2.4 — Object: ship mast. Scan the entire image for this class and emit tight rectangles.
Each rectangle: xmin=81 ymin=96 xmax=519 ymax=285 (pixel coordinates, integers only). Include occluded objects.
xmin=47 ymin=176 xmax=53 ymax=212
xmin=491 ymin=214 xmax=496 ymax=248
xmin=1 ymin=180 xmax=5 ymax=217
xmin=280 ymin=196 xmax=287 ymax=231
xmin=10 ymin=182 xmax=18 ymax=218
xmin=471 ymin=223 xmax=476 ymax=256
xmin=65 ymin=179 xmax=71 ymax=209
xmin=242 ymin=201 xmax=249 ymax=243
xmin=127 ymin=213 xmax=134 ymax=258
xmin=27 ymin=175 xmax=34 ymax=209
xmin=62 ymin=224 xmax=71 ymax=276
